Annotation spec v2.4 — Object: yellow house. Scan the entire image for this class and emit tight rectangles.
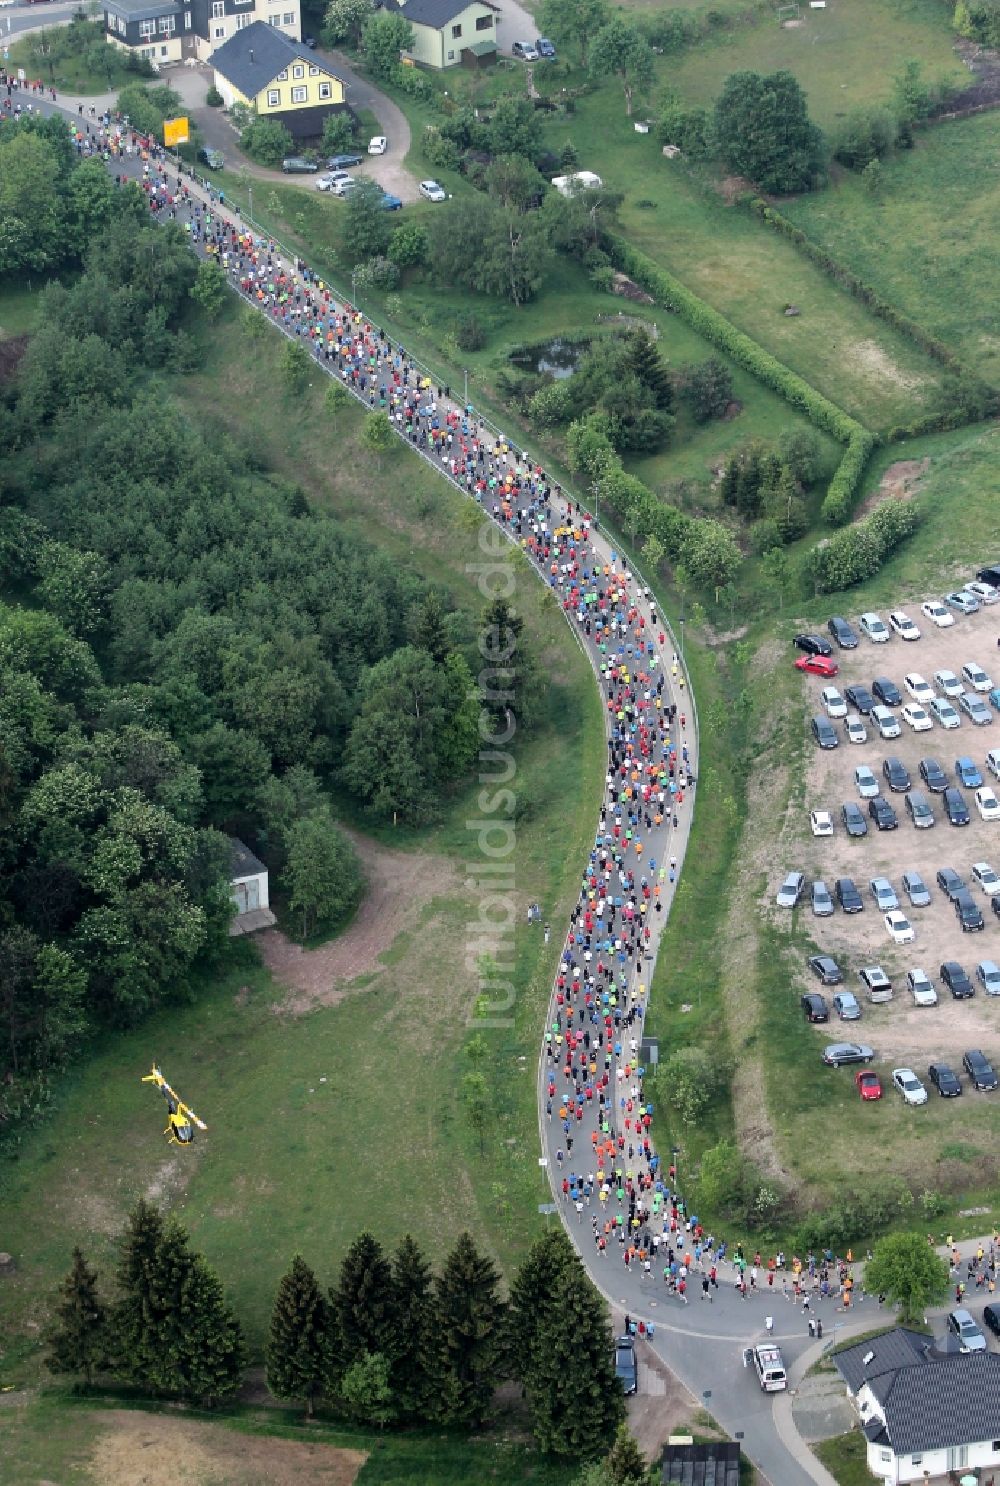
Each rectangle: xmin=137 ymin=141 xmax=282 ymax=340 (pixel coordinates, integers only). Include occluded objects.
xmin=379 ymin=0 xmax=499 ymax=70
xmin=211 ymin=20 xmax=345 ymax=137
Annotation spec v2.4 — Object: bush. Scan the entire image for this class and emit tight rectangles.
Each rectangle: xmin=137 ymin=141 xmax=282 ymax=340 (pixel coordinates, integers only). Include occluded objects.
xmin=589 ymin=265 xmax=615 ymax=293
xmin=206 ymin=84 xmax=223 ymax=108
xmin=777 ymin=427 xmax=823 ymax=487
xmin=661 ymin=1047 xmax=719 ymax=1125
xmin=528 ymin=382 xmax=573 ymax=429
xmin=387 ymin=221 xmax=427 ymax=268
xmin=829 ymin=107 xmax=897 ymax=169
xmin=241 ymin=116 xmax=294 ymax=168
xmin=750 ymin=517 xmax=783 ymax=555
xmin=679 ymin=358 xmax=734 ymax=423
xmin=393 ymin=62 xmax=436 ymax=101
xmin=805 ymin=496 xmax=920 ymax=593
xmin=422 ymin=126 xmax=461 ymax=171
xmin=356 ymin=255 xmax=400 ymax=290
xmin=455 ymin=313 xmax=486 ymax=352
xmin=322 ymin=111 xmax=356 ymax=156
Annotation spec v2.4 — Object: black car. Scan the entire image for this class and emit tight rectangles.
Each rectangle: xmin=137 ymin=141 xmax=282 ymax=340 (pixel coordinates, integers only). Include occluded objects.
xmin=963 ymin=1049 xmax=998 ymax=1091
xmin=978 ymin=564 xmax=1000 ymax=589
xmin=919 ymin=757 xmax=948 ymax=793
xmin=812 ymin=716 xmax=839 ymax=750
xmin=941 ymin=960 xmax=974 ymax=999
xmin=943 ymin=786 xmax=971 ymax=826
xmin=303 ymin=33 xmax=318 ymax=47
xmin=905 ymin=790 xmax=935 ymax=829
xmin=614 ymin=1335 xmax=637 ymax=1395
xmin=801 ymin=992 xmax=830 ymax=1022
xmin=828 ymin=616 xmax=859 ymax=649
xmin=282 ymin=156 xmax=320 ymax=173
xmin=836 ymin=877 xmax=864 ymax=913
xmin=993 ymin=896 xmax=1000 ymax=923
xmin=955 ymin=890 xmax=985 ymax=932
xmin=984 ymin=1303 xmax=1000 ymax=1337
xmin=845 ymin=685 xmax=875 ymax=715
xmin=872 ymin=677 xmax=903 ymax=707
xmin=795 ymin=633 xmax=833 ymax=657
xmin=937 ymin=867 xmax=966 ymax=900
xmin=328 ymin=152 xmax=363 ymax=169
xmin=869 ymin=797 xmax=898 ymax=830
xmin=809 ymin=954 xmax=844 ymax=986
xmin=842 ymin=802 xmax=868 ymax=837
xmin=883 ymin=757 xmax=911 ymax=792
xmin=929 ymin=1061 xmax=963 ymax=1097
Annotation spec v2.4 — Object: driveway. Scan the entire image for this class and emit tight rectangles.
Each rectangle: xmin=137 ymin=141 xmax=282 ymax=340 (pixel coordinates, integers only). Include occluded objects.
xmin=494 ymin=0 xmax=541 ymax=55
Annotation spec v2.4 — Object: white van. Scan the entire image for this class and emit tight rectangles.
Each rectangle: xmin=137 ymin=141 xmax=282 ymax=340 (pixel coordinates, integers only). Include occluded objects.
xmin=744 ymin=1343 xmax=787 ymax=1392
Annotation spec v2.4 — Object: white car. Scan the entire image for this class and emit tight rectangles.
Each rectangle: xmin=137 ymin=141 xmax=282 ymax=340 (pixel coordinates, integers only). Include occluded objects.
xmin=821 ymin=686 xmax=847 ymax=718
xmin=978 ymin=960 xmax=1000 ymax=995
xmin=963 ymin=662 xmax=993 ymax=693
xmin=965 ymin=580 xmax=1000 ymax=606
xmin=972 ymin=862 xmax=1000 ymax=895
xmin=976 ymin=786 xmax=1000 ymax=821
xmin=855 ymin=765 xmax=879 ymax=798
xmin=871 ymin=704 xmax=901 ymax=739
xmin=870 ymin=876 xmax=898 ymax=911
xmin=934 ymin=668 xmax=963 ymax=698
xmin=929 ymin=696 xmax=961 ymax=729
xmin=316 ymin=170 xmax=351 ymax=191
xmin=810 ymin=810 xmax=834 ymax=837
xmin=332 ymin=177 xmax=358 ymax=197
xmin=885 ymin=909 xmax=915 ymax=944
xmin=892 ymin=1067 xmax=929 ymax=1105
xmin=921 ymin=600 xmax=954 ymax=628
xmin=907 ymin=968 xmax=938 ymax=1006
xmin=888 ymin=610 xmax=921 ymax=640
xmin=845 ymin=715 xmax=867 ymax=744
xmin=859 ymin=611 xmax=890 ymax=643
xmin=901 ymin=703 xmax=933 ymax=733
xmin=903 ymin=673 xmax=934 ymax=703
xmin=988 ymin=748 xmax=1000 ymax=782
xmin=419 ymin=179 xmax=447 ymax=202
xmin=368 ymin=135 xmax=388 ymax=155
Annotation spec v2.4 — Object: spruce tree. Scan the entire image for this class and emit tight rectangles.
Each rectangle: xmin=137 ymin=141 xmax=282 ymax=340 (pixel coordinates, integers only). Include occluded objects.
xmin=330 ymin=1232 xmax=395 ymax=1375
xmin=434 ymin=1231 xmax=506 ymax=1427
xmin=266 ymin=1254 xmax=332 ymax=1417
xmin=719 ymin=455 xmax=740 ymax=507
xmin=605 ymin=1424 xmax=653 ymax=1485
xmin=111 ymin=1197 xmax=166 ymax=1389
xmin=46 ymin=1247 xmax=109 ymax=1386
xmin=526 ymin=1255 xmax=623 ymax=1458
xmin=506 ymin=1228 xmax=575 ymax=1384
xmin=411 ymin=592 xmax=452 ymax=665
xmin=627 ymin=330 xmax=672 ymax=411
xmin=145 ymin=1219 xmax=246 ymax=1404
xmin=388 ymin=1234 xmax=437 ymax=1420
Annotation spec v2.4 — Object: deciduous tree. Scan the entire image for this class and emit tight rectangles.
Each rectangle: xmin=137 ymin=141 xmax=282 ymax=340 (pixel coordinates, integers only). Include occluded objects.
xmin=713 ymin=70 xmax=823 ymax=193
xmin=864 ymin=1233 xmax=949 ymax=1324
xmin=284 ymin=811 xmax=364 ymax=940
xmin=537 ymin=0 xmax=610 ymax=67
xmin=588 ymin=20 xmax=655 ymax=117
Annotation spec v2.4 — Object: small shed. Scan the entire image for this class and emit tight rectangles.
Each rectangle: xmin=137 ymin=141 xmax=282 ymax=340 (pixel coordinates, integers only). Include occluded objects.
xmin=229 ymin=837 xmax=276 ymax=935
xmin=662 ymin=1440 xmax=742 ymax=1485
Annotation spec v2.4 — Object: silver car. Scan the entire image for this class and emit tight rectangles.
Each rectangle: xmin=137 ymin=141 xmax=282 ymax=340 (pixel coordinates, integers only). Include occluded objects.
xmin=776 ymin=871 xmax=805 ymax=908
xmin=812 ymin=880 xmax=834 ymax=917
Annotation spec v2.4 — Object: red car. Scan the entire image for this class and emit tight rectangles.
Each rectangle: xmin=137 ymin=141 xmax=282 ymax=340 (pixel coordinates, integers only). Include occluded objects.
xmin=796 ymin=654 xmax=839 ymax=678
xmin=856 ymin=1070 xmax=882 ymax=1101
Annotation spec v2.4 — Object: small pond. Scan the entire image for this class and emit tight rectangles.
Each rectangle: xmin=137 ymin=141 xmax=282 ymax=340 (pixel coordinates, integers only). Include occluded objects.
xmin=509 ymin=337 xmax=591 ymax=379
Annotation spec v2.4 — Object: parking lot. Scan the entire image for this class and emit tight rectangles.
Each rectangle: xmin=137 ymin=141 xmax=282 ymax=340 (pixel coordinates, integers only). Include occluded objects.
xmin=781 ymin=592 xmax=1000 ymax=1073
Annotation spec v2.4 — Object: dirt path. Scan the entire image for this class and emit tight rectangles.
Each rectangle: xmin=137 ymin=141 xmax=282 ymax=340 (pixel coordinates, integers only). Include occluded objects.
xmin=257 ymin=833 xmax=459 ymax=1014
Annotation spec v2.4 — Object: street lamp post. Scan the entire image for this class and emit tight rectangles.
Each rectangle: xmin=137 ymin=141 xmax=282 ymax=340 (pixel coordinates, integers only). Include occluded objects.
xmin=351 ymin=269 xmax=357 ymax=309
xmin=671 ymin=1146 xmax=680 ymax=1193
xmin=591 ymin=477 xmax=601 ymax=529
xmin=679 ymin=618 xmax=685 ymax=664
xmin=464 ymin=367 xmax=468 ymax=409
xmin=248 ymin=181 xmax=253 ymax=225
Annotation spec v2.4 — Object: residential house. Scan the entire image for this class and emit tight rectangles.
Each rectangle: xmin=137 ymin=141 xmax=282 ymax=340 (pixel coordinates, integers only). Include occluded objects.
xmin=833 ymin=1325 xmax=1000 ymax=1481
xmin=229 ymin=836 xmax=276 ymax=934
xmin=211 ymin=21 xmax=346 ymax=138
xmin=104 ymin=0 xmax=301 ymax=69
xmin=378 ymin=0 xmax=500 ymax=70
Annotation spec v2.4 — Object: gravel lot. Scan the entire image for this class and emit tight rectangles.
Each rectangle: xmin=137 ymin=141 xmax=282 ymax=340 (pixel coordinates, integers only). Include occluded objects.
xmin=777 ymin=597 xmax=1000 ymax=1068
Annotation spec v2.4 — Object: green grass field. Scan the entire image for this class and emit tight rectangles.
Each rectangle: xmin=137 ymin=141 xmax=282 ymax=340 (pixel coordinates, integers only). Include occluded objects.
xmin=8 ymin=23 xmax=140 ymax=96
xmin=814 ymin=1431 xmax=872 ymax=1486
xmin=784 ymin=111 xmax=1000 ymax=385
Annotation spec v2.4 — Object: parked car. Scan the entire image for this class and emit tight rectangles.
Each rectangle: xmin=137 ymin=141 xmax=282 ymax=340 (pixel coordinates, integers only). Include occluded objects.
xmin=954 ymin=889 xmax=985 ymax=932
xmin=379 ymin=193 xmax=403 ymax=210
xmin=929 ymin=696 xmax=961 ymax=729
xmin=977 ymin=564 xmax=1000 ymax=588
xmin=331 ymin=177 xmax=357 ymax=197
xmin=821 ymin=686 xmax=847 ymax=718
xmin=328 ymin=153 xmax=363 ymax=168
xmin=809 ymin=954 xmax=843 ymax=985
xmin=885 ymin=909 xmax=915 ymax=943
xmin=963 ymin=1049 xmax=998 ymax=1091
xmin=859 ymin=612 xmax=890 ymax=643
xmin=892 ymin=1067 xmax=928 ymax=1105
xmin=871 ymin=705 xmax=901 ymax=739
xmin=845 ymin=685 xmax=875 ymax=714
xmin=904 ymin=673 xmax=934 ymax=703
xmin=943 ymin=786 xmax=971 ymax=825
xmin=906 ymin=968 xmax=937 ymax=1006
xmin=936 ymin=868 xmax=966 ymax=901
xmin=941 ymin=960 xmax=974 ymax=999
xmin=799 ymin=655 xmax=839 ymax=679
xmin=965 ymin=580 xmax=1000 ymax=605
xmin=316 ymin=170 xmax=351 ymax=191
xmin=873 ymin=677 xmax=903 ymax=706
xmin=934 ymin=668 xmax=963 ymax=698
xmin=959 ymin=690 xmax=993 ymax=726
xmin=282 ymin=156 xmax=320 ymax=173
xmin=536 ymin=37 xmax=557 ymax=57
xmin=972 ymin=862 xmax=1000 ymax=896
xmin=197 ymin=146 xmax=225 ymax=169
xmin=418 ymin=179 xmax=447 ymax=202
xmin=855 ymin=766 xmax=879 ymax=798
xmin=977 ymin=959 xmax=1000 ymax=995
xmin=983 ymin=1302 xmax=1000 ymax=1336
xmin=833 ymin=990 xmax=862 ymax=1020
xmin=511 ymin=39 xmax=539 ymax=58
xmin=869 ymin=797 xmax=898 ymax=830
xmin=902 ymin=702 xmax=933 ymax=732
xmin=888 ymin=610 xmax=921 ymax=640
xmin=828 ymin=616 xmax=859 ymax=649
xmin=963 ymin=661 xmax=994 ymax=693
xmin=904 ymin=790 xmax=935 ymax=829
xmin=921 ymin=600 xmax=954 ymax=628
xmin=303 ymin=34 xmax=318 ymax=47
xmin=822 ymin=1043 xmax=874 ymax=1066
xmin=945 ymin=590 xmax=980 ymax=614
xmin=957 ymin=756 xmax=984 ymax=787
xmin=976 ymin=786 xmax=1000 ymax=821
xmin=856 ymin=1069 xmax=882 ymax=1100
xmin=801 ymin=992 xmax=830 ymax=1023
xmin=368 ymin=135 xmax=388 ymax=154
xmin=859 ymin=965 xmax=892 ymax=1003
xmin=812 ymin=880 xmax=834 ymax=917
xmin=810 ymin=809 xmax=835 ymax=836
xmin=929 ymin=1062 xmax=963 ymax=1096
xmin=812 ymin=716 xmax=839 ymax=750
xmin=795 ymin=633 xmax=833 ymax=656
xmin=919 ymin=757 xmax=948 ymax=792
xmin=902 ymin=871 xmax=931 ymax=907
xmin=870 ymin=876 xmax=898 ymax=911
xmin=990 ymin=688 xmax=1000 ymax=713
xmin=842 ymin=802 xmax=868 ymax=837
xmin=987 ymin=748 xmax=1000 ymax=782
xmin=835 ymin=878 xmax=864 ymax=913
xmin=614 ymin=1334 xmax=637 ymax=1394
xmin=845 ymin=715 xmax=868 ymax=744
xmin=776 ymin=871 xmax=805 ymax=908
xmin=948 ymin=1308 xmax=987 ymax=1350
xmin=883 ymin=757 xmax=911 ymax=791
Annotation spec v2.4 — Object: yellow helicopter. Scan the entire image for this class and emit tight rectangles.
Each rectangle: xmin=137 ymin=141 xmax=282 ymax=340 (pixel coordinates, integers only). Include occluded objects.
xmin=142 ymin=1065 xmax=207 ymax=1147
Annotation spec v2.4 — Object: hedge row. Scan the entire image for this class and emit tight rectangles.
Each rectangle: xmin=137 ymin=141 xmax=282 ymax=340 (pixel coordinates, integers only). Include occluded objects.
xmin=605 ymin=235 xmax=873 ymax=523
xmin=805 ymin=498 xmax=920 ymax=595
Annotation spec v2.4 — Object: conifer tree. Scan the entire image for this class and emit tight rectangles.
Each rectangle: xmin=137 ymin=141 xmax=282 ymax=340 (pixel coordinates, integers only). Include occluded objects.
xmin=329 ymin=1232 xmax=395 ymax=1376
xmin=506 ymin=1228 xmax=575 ymax=1383
xmin=605 ymin=1424 xmax=653 ymax=1485
xmin=266 ymin=1254 xmax=332 ymax=1418
xmin=411 ymin=591 xmax=452 ymax=665
xmin=719 ymin=455 xmax=740 ymax=507
xmin=434 ymin=1231 xmax=506 ymax=1427
xmin=111 ymin=1197 xmax=166 ymax=1389
xmin=388 ymin=1234 xmax=438 ymax=1420
xmin=627 ymin=330 xmax=672 ymax=410
xmin=144 ymin=1219 xmax=246 ymax=1404
xmin=46 ymin=1246 xmax=109 ymax=1386
xmin=526 ymin=1255 xmax=623 ymax=1457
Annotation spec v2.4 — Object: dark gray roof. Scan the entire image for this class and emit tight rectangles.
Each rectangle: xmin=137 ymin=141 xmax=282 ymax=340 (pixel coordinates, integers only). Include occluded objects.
xmin=662 ymin=1441 xmax=741 ymax=1486
xmin=105 ymin=0 xmax=179 ymax=19
xmin=380 ymin=0 xmax=498 ymax=29
xmin=878 ymin=1353 xmax=1000 ymax=1454
xmin=229 ymin=836 xmax=267 ymax=879
xmin=833 ymin=1327 xmax=928 ymax=1394
xmin=211 ymin=21 xmax=334 ymax=97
